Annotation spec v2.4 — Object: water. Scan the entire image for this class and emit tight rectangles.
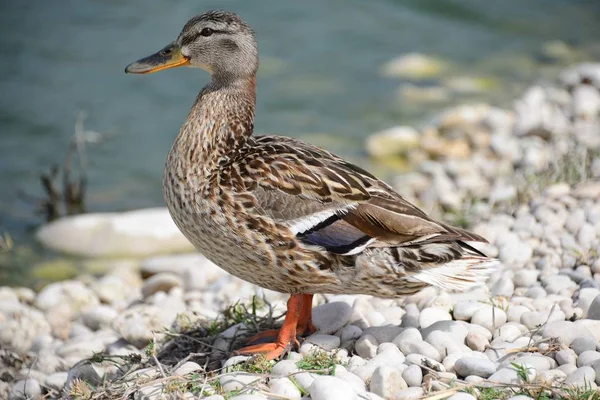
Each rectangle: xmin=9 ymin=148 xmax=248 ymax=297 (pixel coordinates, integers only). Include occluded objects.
xmin=1 ymin=0 xmax=599 ymax=285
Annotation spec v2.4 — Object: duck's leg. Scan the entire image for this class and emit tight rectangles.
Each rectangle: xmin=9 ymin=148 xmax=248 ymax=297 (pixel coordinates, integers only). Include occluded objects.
xmin=297 ymin=294 xmax=316 ymax=336
xmin=235 ymin=294 xmax=303 ymax=360
xmin=245 ymin=293 xmax=316 ymax=345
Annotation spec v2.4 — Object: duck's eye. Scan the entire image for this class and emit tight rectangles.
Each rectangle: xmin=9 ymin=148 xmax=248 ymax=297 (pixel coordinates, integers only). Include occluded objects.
xmin=200 ymin=27 xmax=214 ymax=37
xmin=159 ymin=47 xmax=173 ymax=56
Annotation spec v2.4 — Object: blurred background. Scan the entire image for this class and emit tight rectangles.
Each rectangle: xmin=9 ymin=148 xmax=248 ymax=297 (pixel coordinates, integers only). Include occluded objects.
xmin=1 ymin=0 xmax=600 ymax=286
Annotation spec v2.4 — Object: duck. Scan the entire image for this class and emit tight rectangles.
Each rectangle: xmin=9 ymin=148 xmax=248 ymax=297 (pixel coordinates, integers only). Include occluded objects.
xmin=125 ymin=10 xmax=496 ymax=360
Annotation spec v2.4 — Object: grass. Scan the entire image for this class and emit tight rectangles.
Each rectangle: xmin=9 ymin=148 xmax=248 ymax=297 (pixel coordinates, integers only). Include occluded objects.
xmin=295 ymin=350 xmax=340 ymax=373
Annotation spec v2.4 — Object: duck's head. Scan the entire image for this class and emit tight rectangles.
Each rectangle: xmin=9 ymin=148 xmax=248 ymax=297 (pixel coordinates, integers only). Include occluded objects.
xmin=125 ymin=10 xmax=258 ymax=81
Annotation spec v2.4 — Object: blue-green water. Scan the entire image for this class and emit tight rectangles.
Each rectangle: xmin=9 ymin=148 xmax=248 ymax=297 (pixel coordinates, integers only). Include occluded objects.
xmin=1 ymin=0 xmax=599 ymax=285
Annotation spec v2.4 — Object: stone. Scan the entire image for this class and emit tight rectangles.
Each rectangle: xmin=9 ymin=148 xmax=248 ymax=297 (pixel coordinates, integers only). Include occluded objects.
xmin=44 ymin=372 xmax=69 ymax=392
xmin=466 ymin=332 xmax=488 ymax=352
xmin=494 ymin=322 xmax=527 ymax=342
xmin=401 ymin=364 xmax=422 ymax=387
xmin=313 ymin=302 xmax=353 ymax=334
xmin=502 ymin=355 xmax=556 ymax=372
xmin=371 ymin=366 xmax=408 ymax=398
xmin=570 ymin=336 xmax=597 ymax=355
xmin=513 ymin=270 xmax=540 ymax=288
xmin=587 ymin=294 xmax=600 ymax=320
xmin=507 ymin=306 xmax=531 ymax=323
xmin=542 ymin=320 xmax=596 ymax=346
xmin=398 ymin=339 xmax=441 ymax=362
xmin=334 ymin=366 xmax=366 ymax=393
xmin=36 ymin=208 xmax=195 ymax=257
xmin=141 ymin=273 xmax=182 ymax=298
xmin=339 ymin=325 xmax=363 ymax=343
xmin=498 ymin=239 xmax=532 ymax=268
xmin=471 ymin=306 xmax=507 ymax=332
xmin=389 ymin=387 xmax=424 ymax=400
xmin=555 ymin=349 xmax=577 ymax=366
xmin=453 ymin=301 xmax=486 ymax=321
xmin=10 ymin=379 xmax=41 ymax=400
xmin=577 ymin=351 xmax=600 ymax=367
xmin=488 ymin=366 xmax=535 ymax=385
xmin=454 ymin=357 xmax=496 ymax=378
xmin=306 ymin=334 xmax=340 ymax=351
xmin=220 ymin=373 xmax=262 ymax=392
xmin=309 ymin=375 xmax=358 ymax=400
xmin=447 ymin=394 xmax=476 ymax=400
xmin=81 ymin=305 xmax=118 ymax=331
xmin=355 ymin=334 xmax=378 ymax=359
xmin=353 ymin=345 xmax=405 ymax=382
xmin=418 ymin=307 xmax=451 ymax=328
xmin=492 ymin=278 xmax=514 ymax=297
xmin=405 ymin=354 xmax=444 ymax=372
xmin=381 ymin=53 xmax=446 ymax=79
xmin=366 ymin=126 xmax=420 ymax=158
xmin=427 ymin=330 xmax=469 ymax=356
xmin=35 ymin=280 xmax=99 ymax=315
xmin=535 ymin=369 xmax=567 ymax=386
xmin=112 ymin=304 xmax=173 ymax=348
xmin=269 ymin=378 xmax=301 ymax=400
xmin=362 ymin=326 xmax=403 ymax=344
xmin=173 ymin=361 xmax=201 ymax=376
xmin=65 ymin=363 xmax=103 ymax=389
xmin=420 ymin=321 xmax=469 ymax=343
xmin=565 ymin=366 xmax=596 ymax=387
xmin=0 ymin=304 xmax=51 ymax=353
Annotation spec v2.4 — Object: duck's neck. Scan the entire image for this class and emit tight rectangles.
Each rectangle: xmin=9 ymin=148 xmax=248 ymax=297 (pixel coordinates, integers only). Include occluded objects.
xmin=173 ymin=75 xmax=256 ymax=172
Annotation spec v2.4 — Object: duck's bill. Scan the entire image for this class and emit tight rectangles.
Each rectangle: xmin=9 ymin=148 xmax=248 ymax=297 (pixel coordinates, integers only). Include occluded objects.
xmin=125 ymin=44 xmax=190 ymax=74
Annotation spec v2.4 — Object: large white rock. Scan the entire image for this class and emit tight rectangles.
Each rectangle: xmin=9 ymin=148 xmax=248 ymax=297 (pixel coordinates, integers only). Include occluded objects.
xmin=36 ymin=208 xmax=195 ymax=257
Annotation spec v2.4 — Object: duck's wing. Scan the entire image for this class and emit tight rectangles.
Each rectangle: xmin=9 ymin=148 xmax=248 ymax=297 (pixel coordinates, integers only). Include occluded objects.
xmin=234 ymin=135 xmax=487 ymax=257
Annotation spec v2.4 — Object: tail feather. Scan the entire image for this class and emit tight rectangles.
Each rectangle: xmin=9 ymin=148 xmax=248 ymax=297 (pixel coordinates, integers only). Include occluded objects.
xmin=407 ymin=256 xmax=499 ymax=291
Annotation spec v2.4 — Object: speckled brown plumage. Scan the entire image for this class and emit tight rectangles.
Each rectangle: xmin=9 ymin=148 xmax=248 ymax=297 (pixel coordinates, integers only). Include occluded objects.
xmin=126 ymin=10 xmax=497 ymax=358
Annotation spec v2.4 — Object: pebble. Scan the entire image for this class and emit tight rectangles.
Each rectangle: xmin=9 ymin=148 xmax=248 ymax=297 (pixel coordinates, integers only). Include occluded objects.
xmin=10 ymin=379 xmax=42 ymax=400
xmin=565 ymin=366 xmax=596 ymax=387
xmin=355 ymin=334 xmax=378 ymax=359
xmin=577 ymin=350 xmax=600 ymax=367
xmin=305 ymin=334 xmax=340 ymax=351
xmin=542 ymin=320 xmax=596 ymax=345
xmin=333 ymin=366 xmax=366 ymax=393
xmin=454 ymin=357 xmax=497 ymax=378
xmin=471 ymin=306 xmax=507 ymax=332
xmin=570 ymin=336 xmax=597 ymax=355
xmin=309 ymin=375 xmax=358 ymax=400
xmin=362 ymin=326 xmax=403 ymax=344
xmin=141 ymin=272 xmax=182 ymax=298
xmin=44 ymin=372 xmax=69 ymax=392
xmin=401 ymin=364 xmax=422 ymax=387
xmin=452 ymin=301 xmax=486 ymax=321
xmin=338 ymin=325 xmax=363 ymax=342
xmin=390 ymin=387 xmax=424 ymax=400
xmin=466 ymin=331 xmax=488 ymax=351
xmin=219 ymin=373 xmax=262 ymax=392
xmin=419 ymin=307 xmax=451 ymax=328
xmin=555 ymin=349 xmax=577 ymax=366
xmin=398 ymin=339 xmax=441 ymax=362
xmin=587 ymin=294 xmax=600 ymax=320
xmin=447 ymin=394 xmax=476 ymax=400
xmin=488 ymin=366 xmax=535 ymax=384
xmin=312 ymin=301 xmax=353 ymax=334
xmin=173 ymin=361 xmax=201 ymax=376
xmin=370 ymin=366 xmax=408 ymax=398
xmin=353 ymin=345 xmax=406 ymax=382
xmin=269 ymin=378 xmax=301 ymax=400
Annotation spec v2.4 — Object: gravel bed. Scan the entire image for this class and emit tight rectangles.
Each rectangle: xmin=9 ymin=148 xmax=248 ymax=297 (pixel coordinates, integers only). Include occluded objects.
xmin=1 ymin=63 xmax=600 ymax=400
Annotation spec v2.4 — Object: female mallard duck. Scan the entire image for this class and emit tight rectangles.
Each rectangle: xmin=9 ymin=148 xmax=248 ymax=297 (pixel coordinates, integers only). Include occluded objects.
xmin=126 ymin=10 xmax=496 ymax=359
